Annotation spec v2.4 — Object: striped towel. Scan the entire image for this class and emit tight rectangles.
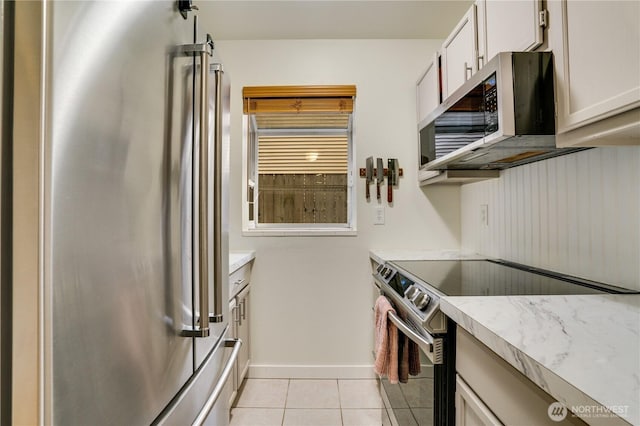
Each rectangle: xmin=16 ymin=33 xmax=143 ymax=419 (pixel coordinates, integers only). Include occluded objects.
xmin=373 ymin=295 xmax=399 ymax=384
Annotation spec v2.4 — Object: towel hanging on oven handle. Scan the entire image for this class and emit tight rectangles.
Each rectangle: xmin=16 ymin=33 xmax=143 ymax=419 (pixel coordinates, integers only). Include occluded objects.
xmin=386 ymin=310 xmax=443 ymax=365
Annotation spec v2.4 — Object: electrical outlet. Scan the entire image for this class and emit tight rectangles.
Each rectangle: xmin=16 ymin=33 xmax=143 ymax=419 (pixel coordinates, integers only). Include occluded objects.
xmin=374 ymin=206 xmax=385 ymax=225
xmin=480 ymin=204 xmax=489 ymax=227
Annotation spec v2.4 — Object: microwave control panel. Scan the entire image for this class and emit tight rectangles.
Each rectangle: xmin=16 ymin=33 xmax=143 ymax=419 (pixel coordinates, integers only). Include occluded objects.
xmin=483 ymin=73 xmax=499 ymax=134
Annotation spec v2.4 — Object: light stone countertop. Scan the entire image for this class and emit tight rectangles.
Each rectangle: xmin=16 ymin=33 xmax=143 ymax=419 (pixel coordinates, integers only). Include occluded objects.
xmin=441 ymin=295 xmax=640 ymax=426
xmin=368 ymin=249 xmax=485 ymax=266
xmin=229 ymin=250 xmax=255 ymax=275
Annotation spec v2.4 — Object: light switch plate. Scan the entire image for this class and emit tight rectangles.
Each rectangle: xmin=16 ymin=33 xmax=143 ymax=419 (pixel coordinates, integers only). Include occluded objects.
xmin=374 ymin=206 xmax=385 ymax=225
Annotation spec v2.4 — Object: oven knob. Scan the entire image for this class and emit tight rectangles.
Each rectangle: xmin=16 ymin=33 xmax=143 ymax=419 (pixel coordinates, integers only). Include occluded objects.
xmin=376 ymin=264 xmax=384 ymax=273
xmin=379 ymin=267 xmax=387 ymax=276
xmin=404 ymin=285 xmax=419 ymax=300
xmin=384 ymin=268 xmax=393 ymax=278
xmin=413 ymin=293 xmax=431 ymax=310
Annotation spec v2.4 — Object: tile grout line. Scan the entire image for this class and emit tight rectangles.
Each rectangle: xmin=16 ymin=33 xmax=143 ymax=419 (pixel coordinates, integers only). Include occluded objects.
xmin=336 ymin=379 xmax=344 ymax=426
xmin=281 ymin=379 xmax=290 ymax=426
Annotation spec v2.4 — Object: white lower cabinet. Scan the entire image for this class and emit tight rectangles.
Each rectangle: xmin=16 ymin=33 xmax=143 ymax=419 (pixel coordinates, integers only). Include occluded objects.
xmin=235 ymin=286 xmax=251 ymax=388
xmin=456 ymin=375 xmax=502 ymax=426
xmin=225 ymin=285 xmax=251 ymax=408
xmin=225 ymin=299 xmax=238 ymax=408
xmin=456 ymin=328 xmax=587 ymax=425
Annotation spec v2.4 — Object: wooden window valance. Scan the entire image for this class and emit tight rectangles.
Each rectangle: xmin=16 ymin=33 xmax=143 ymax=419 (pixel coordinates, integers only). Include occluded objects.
xmin=243 ymin=85 xmax=356 ymax=114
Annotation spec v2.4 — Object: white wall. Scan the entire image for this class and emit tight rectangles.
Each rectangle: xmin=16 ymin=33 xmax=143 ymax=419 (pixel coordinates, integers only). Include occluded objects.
xmin=461 ymin=147 xmax=640 ymax=291
xmin=216 ymin=39 xmax=460 ymax=377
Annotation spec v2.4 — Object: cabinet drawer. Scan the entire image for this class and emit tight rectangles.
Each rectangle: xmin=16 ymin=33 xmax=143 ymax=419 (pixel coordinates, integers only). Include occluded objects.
xmin=229 ymin=262 xmax=252 ymax=299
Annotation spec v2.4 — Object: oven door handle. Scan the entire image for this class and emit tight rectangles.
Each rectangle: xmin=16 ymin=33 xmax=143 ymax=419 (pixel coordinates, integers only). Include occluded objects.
xmin=387 ymin=310 xmax=443 ymax=365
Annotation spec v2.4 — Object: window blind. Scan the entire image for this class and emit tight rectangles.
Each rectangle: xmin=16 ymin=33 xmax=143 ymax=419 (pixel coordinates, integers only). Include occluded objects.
xmin=258 ymin=135 xmax=348 ymax=174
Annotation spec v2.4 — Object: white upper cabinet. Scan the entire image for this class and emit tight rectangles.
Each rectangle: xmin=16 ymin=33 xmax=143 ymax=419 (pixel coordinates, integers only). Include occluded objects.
xmin=441 ymin=5 xmax=478 ymax=99
xmin=551 ymin=0 xmax=640 ymax=146
xmin=476 ymin=0 xmax=544 ymax=69
xmin=416 ymin=53 xmax=440 ymax=126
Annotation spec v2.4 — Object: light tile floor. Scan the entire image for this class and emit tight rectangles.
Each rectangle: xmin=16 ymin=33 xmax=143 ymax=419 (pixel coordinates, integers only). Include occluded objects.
xmin=230 ymin=379 xmax=390 ymax=426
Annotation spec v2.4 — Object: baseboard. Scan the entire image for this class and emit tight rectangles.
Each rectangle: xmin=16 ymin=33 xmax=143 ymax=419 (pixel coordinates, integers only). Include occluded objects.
xmin=248 ymin=364 xmax=377 ymax=379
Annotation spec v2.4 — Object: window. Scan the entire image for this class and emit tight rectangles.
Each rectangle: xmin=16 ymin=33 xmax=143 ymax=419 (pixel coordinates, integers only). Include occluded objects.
xmin=243 ymin=85 xmax=356 ymax=234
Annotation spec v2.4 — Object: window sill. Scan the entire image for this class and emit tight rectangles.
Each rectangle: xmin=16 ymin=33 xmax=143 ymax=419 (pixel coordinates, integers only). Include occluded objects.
xmin=242 ymin=227 xmax=357 ymax=237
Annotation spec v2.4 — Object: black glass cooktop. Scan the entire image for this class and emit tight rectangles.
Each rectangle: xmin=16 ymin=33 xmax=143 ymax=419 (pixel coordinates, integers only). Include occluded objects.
xmin=391 ymin=259 xmax=634 ymax=296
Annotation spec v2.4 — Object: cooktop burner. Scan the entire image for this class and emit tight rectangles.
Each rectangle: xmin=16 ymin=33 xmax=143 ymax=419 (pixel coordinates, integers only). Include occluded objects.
xmin=390 ymin=259 xmax=633 ymax=297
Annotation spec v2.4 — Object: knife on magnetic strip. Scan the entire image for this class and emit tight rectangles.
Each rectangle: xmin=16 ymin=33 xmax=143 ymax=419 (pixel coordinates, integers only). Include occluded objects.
xmin=376 ymin=158 xmax=384 ymax=201
xmin=388 ymin=158 xmax=398 ymax=203
xmin=365 ymin=156 xmax=373 ymax=201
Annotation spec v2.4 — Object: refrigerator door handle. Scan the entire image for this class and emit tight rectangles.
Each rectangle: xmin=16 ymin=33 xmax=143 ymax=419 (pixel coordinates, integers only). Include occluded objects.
xmin=191 ymin=338 xmax=242 ymax=426
xmin=180 ymin=41 xmax=213 ymax=338
xmin=209 ymin=64 xmax=224 ymax=324
xmin=196 ymin=48 xmax=211 ymax=333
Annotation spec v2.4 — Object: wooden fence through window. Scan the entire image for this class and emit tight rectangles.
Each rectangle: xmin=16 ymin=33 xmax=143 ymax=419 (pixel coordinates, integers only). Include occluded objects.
xmin=258 ymin=174 xmax=348 ymax=224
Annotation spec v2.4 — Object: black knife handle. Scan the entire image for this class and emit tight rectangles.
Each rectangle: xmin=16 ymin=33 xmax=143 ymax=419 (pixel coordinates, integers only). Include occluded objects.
xmin=376 ymin=182 xmax=381 ymax=200
xmin=366 ymin=183 xmax=370 ymax=201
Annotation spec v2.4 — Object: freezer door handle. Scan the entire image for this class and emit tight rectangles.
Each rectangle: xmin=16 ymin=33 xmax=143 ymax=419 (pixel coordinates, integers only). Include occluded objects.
xmin=191 ymin=339 xmax=243 ymax=426
xmin=209 ymin=63 xmax=224 ymax=324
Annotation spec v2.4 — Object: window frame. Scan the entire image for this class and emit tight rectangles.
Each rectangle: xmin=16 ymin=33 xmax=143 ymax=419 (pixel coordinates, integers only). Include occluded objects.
xmin=242 ymin=113 xmax=357 ymax=236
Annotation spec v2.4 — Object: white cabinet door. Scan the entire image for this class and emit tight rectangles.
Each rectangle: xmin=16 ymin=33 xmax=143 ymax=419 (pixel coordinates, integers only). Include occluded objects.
xmin=455 ymin=375 xmax=503 ymax=426
xmin=476 ymin=0 xmax=544 ymax=69
xmin=441 ymin=5 xmax=478 ymax=99
xmin=226 ymin=300 xmax=238 ymax=408
xmin=236 ymin=286 xmax=251 ymax=387
xmin=554 ymin=0 xmax=640 ymax=139
xmin=416 ymin=53 xmax=440 ymax=125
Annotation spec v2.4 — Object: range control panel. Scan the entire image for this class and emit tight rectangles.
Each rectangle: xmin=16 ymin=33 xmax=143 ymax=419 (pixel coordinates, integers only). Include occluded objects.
xmin=374 ymin=263 xmax=446 ymax=334
xmin=376 ymin=263 xmax=434 ymax=312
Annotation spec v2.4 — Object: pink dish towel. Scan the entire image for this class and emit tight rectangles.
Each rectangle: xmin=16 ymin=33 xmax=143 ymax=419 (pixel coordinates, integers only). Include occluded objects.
xmin=373 ymin=295 xmax=399 ymax=384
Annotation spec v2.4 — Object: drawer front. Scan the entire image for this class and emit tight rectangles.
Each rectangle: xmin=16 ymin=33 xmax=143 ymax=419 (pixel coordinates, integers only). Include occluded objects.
xmin=229 ymin=262 xmax=252 ymax=300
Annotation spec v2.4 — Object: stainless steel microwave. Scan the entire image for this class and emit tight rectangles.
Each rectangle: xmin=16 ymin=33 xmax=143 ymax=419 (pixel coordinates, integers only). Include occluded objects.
xmin=418 ymin=52 xmax=582 ymax=172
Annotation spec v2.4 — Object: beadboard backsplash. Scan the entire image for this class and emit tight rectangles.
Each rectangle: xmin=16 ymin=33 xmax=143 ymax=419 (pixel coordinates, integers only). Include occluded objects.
xmin=461 ymin=147 xmax=640 ymax=291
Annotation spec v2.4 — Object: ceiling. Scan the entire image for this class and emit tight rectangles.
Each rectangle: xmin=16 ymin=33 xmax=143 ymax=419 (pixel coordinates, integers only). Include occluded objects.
xmin=196 ymin=1 xmax=473 ymax=40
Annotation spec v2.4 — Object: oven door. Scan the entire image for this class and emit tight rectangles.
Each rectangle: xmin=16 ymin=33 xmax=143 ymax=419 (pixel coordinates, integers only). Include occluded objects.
xmin=379 ymin=333 xmax=437 ymax=426
xmin=372 ymin=290 xmax=454 ymax=426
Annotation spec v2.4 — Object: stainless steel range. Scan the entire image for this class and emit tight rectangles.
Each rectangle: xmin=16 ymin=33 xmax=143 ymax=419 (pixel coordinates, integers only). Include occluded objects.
xmin=372 ymin=258 xmax=636 ymax=426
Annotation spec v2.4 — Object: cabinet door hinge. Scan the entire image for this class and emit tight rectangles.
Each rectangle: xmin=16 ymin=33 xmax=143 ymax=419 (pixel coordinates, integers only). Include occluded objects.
xmin=538 ymin=9 xmax=548 ymax=28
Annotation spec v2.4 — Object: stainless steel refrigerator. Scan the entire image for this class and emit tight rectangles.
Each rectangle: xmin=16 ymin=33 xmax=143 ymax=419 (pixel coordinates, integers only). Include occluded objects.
xmin=1 ymin=1 xmax=237 ymax=424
